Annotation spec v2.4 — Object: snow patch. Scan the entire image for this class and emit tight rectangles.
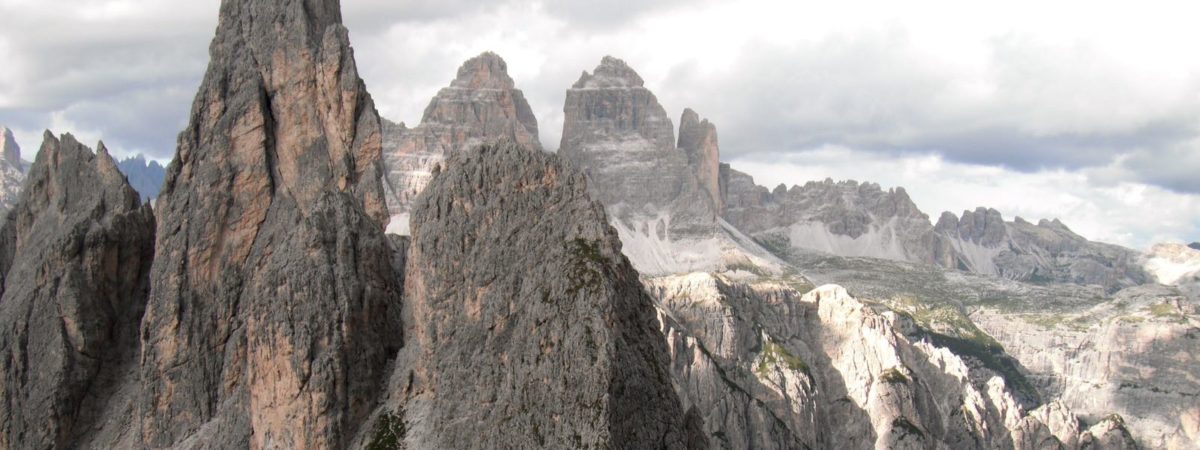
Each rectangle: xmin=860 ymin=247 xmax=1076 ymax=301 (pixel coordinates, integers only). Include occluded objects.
xmin=386 ymin=213 xmax=410 ymax=236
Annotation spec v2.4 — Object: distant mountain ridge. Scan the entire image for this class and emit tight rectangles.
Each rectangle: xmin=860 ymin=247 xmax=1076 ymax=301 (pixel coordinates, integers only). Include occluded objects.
xmin=114 ymin=154 xmax=165 ymax=201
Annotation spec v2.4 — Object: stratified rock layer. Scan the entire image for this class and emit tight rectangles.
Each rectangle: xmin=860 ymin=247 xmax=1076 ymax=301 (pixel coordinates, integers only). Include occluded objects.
xmin=138 ymin=0 xmax=403 ymax=448
xmin=381 ymin=52 xmax=541 ymax=218
xmin=560 ymin=57 xmax=756 ymax=276
xmin=402 ymin=143 xmax=705 ymax=449
xmin=0 ymin=133 xmax=154 ymax=448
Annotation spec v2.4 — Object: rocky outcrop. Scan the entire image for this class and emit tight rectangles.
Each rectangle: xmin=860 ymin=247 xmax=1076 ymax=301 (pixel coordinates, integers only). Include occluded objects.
xmin=399 ymin=143 xmax=705 ymax=448
xmin=137 ymin=0 xmax=404 ymax=448
xmin=1190 ymin=243 xmax=1200 ymax=251
xmin=1 ymin=127 xmax=21 ymax=169
xmin=115 ymin=154 xmax=166 ymax=201
xmin=721 ymin=170 xmax=947 ymax=265
xmin=646 ymin=273 xmax=1140 ymax=449
xmin=0 ymin=133 xmax=155 ymax=448
xmin=678 ymin=108 xmax=722 ymax=213
xmin=772 ymin=245 xmax=1193 ymax=449
xmin=936 ymin=208 xmax=1150 ymax=292
xmin=973 ymin=284 xmax=1199 ymax=450
xmin=0 ymin=127 xmax=25 ymax=215
xmin=380 ymin=52 xmax=541 ymax=221
xmin=559 ymin=57 xmax=778 ymax=275
xmin=719 ymin=165 xmax=1148 ymax=291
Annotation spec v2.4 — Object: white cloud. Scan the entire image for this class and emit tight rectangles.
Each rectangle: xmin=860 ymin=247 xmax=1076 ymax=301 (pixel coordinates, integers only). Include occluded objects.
xmin=0 ymin=0 xmax=1197 ymax=245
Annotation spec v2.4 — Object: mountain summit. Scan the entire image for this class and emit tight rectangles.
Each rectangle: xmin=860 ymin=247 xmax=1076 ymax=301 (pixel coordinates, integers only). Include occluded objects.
xmin=137 ymin=0 xmax=404 ymax=447
xmin=380 ymin=51 xmax=541 ymax=226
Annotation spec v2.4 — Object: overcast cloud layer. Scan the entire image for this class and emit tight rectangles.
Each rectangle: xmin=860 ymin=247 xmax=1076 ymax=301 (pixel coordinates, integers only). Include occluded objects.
xmin=0 ymin=0 xmax=1197 ymax=248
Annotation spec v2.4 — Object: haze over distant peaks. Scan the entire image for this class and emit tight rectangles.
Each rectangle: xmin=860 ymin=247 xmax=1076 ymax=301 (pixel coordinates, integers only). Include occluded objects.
xmin=115 ymin=154 xmax=165 ymax=201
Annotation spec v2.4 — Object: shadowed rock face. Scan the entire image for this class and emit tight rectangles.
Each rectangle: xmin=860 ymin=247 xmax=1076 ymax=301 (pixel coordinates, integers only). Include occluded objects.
xmin=402 ymin=143 xmax=706 ymax=449
xmin=1190 ymin=242 xmax=1200 ymax=251
xmin=0 ymin=133 xmax=154 ymax=449
xmin=137 ymin=0 xmax=403 ymax=448
xmin=381 ymin=52 xmax=541 ymax=217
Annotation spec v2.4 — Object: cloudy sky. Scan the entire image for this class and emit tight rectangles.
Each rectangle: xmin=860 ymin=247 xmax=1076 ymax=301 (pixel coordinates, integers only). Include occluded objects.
xmin=1 ymin=0 xmax=1198 ymax=248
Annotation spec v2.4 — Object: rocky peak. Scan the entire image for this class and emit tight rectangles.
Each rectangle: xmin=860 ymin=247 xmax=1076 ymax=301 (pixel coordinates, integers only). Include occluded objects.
xmin=138 ymin=0 xmax=403 ymax=447
xmin=446 ymin=51 xmax=515 ymax=90
xmin=572 ymin=55 xmax=645 ymax=89
xmin=1190 ymin=242 xmax=1200 ymax=251
xmin=952 ymin=207 xmax=1009 ymax=246
xmin=401 ymin=142 xmax=705 ymax=448
xmin=562 ymin=56 xmax=675 ymax=152
xmin=559 ymin=57 xmax=737 ymax=275
xmin=0 ymin=128 xmax=27 ymax=216
xmin=677 ymin=108 xmax=722 ymax=212
xmin=1 ymin=127 xmax=20 ymax=169
xmin=381 ymin=51 xmax=541 ymax=219
xmin=0 ymin=132 xmax=155 ymax=448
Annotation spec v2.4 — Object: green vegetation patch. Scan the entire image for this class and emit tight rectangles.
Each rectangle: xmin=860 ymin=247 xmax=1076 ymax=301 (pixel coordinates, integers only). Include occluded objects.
xmin=1147 ymin=302 xmax=1185 ymax=322
xmin=755 ymin=340 xmax=810 ymax=378
xmin=1020 ymin=313 xmax=1092 ymax=332
xmin=567 ymin=239 xmax=607 ymax=296
xmin=880 ymin=367 xmax=910 ymax=385
xmin=367 ymin=409 xmax=407 ymax=450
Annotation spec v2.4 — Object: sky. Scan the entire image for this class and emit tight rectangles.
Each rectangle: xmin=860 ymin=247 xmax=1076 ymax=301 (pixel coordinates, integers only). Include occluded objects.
xmin=0 ymin=0 xmax=1198 ymax=249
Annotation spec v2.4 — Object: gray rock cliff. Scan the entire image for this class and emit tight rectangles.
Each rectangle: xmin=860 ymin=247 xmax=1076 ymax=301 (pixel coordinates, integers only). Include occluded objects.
xmin=397 ymin=143 xmax=706 ymax=448
xmin=136 ymin=0 xmax=404 ymax=447
xmin=936 ymin=208 xmax=1150 ymax=292
xmin=0 ymin=132 xmax=155 ymax=448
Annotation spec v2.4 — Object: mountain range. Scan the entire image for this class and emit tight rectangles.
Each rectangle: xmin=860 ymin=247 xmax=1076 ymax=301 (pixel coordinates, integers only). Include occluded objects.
xmin=0 ymin=1 xmax=1195 ymax=449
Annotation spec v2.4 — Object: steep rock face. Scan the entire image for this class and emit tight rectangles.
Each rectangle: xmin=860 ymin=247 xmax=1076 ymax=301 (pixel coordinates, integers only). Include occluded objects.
xmin=138 ymin=1 xmax=404 ymax=448
xmin=1 ymin=127 xmax=22 ymax=168
xmin=560 ymin=57 xmax=763 ymax=275
xmin=972 ymin=284 xmax=1199 ymax=450
xmin=775 ymin=248 xmax=1192 ymax=449
xmin=1190 ymin=243 xmax=1200 ymax=251
xmin=936 ymin=208 xmax=1150 ymax=292
xmin=380 ymin=52 xmax=541 ymax=220
xmin=721 ymin=169 xmax=946 ymax=265
xmin=116 ymin=155 xmax=167 ymax=201
xmin=678 ymin=108 xmax=722 ymax=213
xmin=646 ymin=274 xmax=1133 ymax=449
xmin=0 ymin=127 xmax=25 ymax=215
xmin=0 ymin=133 xmax=155 ymax=449
xmin=400 ymin=143 xmax=705 ymax=448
